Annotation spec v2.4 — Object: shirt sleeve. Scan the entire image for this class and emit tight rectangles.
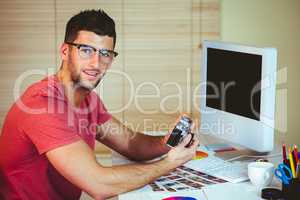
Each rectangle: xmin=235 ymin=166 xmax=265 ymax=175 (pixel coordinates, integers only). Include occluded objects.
xmin=21 ymin=100 xmax=81 ymax=155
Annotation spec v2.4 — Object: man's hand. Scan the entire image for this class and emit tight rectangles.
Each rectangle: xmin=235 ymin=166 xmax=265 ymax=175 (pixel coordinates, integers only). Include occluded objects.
xmin=162 ymin=113 xmax=197 ymax=147
xmin=165 ymin=133 xmax=200 ymax=166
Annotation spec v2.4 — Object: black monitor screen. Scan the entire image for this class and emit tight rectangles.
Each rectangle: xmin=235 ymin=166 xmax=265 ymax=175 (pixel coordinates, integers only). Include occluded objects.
xmin=206 ymin=47 xmax=262 ymax=121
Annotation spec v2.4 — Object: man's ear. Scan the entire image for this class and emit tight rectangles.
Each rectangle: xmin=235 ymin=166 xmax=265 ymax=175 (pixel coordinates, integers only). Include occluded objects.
xmin=60 ymin=43 xmax=69 ymax=61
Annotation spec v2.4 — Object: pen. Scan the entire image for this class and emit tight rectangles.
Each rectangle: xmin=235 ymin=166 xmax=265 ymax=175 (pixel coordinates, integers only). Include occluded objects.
xmin=293 ymin=144 xmax=299 ymax=164
xmin=282 ymin=144 xmax=287 ymax=162
xmin=292 ymin=150 xmax=296 ymax=167
xmin=296 ymin=161 xmax=300 ymax=179
xmin=289 ymin=147 xmax=296 ymax=178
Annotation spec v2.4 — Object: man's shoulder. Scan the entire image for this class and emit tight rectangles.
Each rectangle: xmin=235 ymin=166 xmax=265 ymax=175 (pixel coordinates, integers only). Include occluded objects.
xmin=10 ymin=75 xmax=67 ymax=116
xmin=21 ymin=75 xmax=66 ymax=103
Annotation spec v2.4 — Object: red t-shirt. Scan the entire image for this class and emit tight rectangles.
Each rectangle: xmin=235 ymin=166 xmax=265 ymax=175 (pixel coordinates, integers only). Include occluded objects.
xmin=0 ymin=75 xmax=111 ymax=200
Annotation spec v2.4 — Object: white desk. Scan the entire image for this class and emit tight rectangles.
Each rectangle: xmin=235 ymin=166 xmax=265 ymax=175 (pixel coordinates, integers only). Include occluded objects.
xmin=113 ymin=132 xmax=282 ymax=200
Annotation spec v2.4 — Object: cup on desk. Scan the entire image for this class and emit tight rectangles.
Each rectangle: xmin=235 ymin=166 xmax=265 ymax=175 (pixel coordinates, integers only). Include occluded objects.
xmin=248 ymin=162 xmax=274 ymax=190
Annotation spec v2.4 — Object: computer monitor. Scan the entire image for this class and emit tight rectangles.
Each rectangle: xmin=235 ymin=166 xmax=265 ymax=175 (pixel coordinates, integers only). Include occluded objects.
xmin=199 ymin=41 xmax=277 ymax=152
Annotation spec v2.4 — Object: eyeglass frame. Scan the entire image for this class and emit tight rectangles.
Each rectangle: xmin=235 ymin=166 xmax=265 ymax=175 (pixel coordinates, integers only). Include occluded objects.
xmin=65 ymin=41 xmax=118 ymax=63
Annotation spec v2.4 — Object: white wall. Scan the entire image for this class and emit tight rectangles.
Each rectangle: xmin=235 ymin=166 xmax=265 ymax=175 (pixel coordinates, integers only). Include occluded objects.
xmin=221 ymin=0 xmax=300 ymax=145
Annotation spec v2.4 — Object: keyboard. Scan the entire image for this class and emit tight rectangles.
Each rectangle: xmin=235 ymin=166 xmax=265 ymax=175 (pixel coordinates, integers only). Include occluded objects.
xmin=186 ymin=156 xmax=249 ymax=183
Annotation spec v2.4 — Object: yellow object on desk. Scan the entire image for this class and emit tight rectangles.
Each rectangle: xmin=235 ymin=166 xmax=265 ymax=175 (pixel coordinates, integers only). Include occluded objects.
xmin=289 ymin=147 xmax=296 ymax=178
xmin=193 ymin=151 xmax=208 ymax=160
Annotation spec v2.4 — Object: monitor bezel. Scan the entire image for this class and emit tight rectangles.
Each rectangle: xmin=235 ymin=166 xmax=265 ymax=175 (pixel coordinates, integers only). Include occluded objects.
xmin=200 ymin=40 xmax=277 ymax=152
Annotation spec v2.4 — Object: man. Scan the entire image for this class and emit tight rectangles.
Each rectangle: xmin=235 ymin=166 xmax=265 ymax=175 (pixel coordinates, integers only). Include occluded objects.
xmin=0 ymin=9 xmax=199 ymax=200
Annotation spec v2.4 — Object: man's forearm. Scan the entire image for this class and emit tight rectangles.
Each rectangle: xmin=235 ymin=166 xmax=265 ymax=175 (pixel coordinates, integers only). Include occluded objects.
xmin=94 ymin=157 xmax=176 ymax=199
xmin=96 ymin=118 xmax=170 ymax=161
xmin=127 ymin=133 xmax=170 ymax=161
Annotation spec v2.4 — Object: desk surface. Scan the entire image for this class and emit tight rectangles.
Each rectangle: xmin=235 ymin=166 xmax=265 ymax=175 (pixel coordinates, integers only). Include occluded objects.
xmin=113 ymin=132 xmax=282 ymax=200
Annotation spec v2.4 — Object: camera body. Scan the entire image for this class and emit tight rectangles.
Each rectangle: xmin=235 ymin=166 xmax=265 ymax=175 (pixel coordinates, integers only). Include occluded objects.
xmin=166 ymin=116 xmax=193 ymax=147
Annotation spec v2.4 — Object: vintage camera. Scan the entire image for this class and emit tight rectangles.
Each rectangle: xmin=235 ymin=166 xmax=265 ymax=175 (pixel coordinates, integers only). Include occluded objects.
xmin=166 ymin=115 xmax=194 ymax=147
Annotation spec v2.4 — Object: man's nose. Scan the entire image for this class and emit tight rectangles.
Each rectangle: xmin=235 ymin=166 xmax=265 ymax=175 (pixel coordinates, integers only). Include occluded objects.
xmin=89 ymin=53 xmax=100 ymax=67
xmin=89 ymin=54 xmax=107 ymax=71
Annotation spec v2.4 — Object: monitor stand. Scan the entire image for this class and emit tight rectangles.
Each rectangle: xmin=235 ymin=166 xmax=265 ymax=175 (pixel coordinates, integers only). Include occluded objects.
xmin=198 ymin=131 xmax=280 ymax=163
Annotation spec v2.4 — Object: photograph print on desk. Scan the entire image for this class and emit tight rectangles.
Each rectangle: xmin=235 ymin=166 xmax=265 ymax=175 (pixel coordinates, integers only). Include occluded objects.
xmin=120 ymin=165 xmax=228 ymax=200
xmin=150 ymin=165 xmax=227 ymax=192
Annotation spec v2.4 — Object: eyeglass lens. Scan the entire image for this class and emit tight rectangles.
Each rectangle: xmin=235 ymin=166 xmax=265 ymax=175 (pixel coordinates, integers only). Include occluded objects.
xmin=78 ymin=46 xmax=115 ymax=64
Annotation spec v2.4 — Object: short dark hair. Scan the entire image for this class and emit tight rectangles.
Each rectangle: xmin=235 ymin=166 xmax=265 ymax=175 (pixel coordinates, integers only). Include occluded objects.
xmin=64 ymin=9 xmax=116 ymax=47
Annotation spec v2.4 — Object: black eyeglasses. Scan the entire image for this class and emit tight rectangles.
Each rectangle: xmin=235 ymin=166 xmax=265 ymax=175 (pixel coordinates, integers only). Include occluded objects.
xmin=66 ymin=42 xmax=118 ymax=65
